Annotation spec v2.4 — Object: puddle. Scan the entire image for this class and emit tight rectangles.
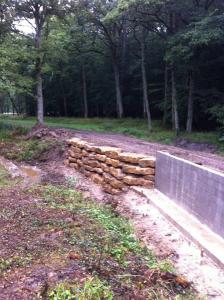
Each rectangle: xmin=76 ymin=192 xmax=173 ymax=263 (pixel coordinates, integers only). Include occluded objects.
xmin=20 ymin=166 xmax=41 ymax=184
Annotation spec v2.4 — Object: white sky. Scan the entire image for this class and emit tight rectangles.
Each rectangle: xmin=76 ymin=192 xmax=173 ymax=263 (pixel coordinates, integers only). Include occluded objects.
xmin=15 ymin=19 xmax=35 ymax=35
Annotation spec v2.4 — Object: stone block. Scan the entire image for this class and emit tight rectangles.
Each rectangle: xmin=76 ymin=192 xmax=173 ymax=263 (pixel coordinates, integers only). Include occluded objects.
xmin=82 ymin=150 xmax=89 ymax=157
xmin=68 ymin=151 xmax=82 ymax=159
xmin=95 ymin=154 xmax=107 ymax=162
xmin=71 ymin=146 xmax=82 ymax=153
xmin=94 ymin=146 xmax=122 ymax=159
xmin=118 ymin=152 xmax=145 ymax=164
xmin=139 ymin=157 xmax=156 ymax=168
xmin=84 ymin=144 xmax=98 ymax=152
xmin=109 ymin=167 xmax=124 ymax=180
xmin=83 ymin=159 xmax=101 ymax=168
xmin=68 ymin=138 xmax=86 ymax=149
xmin=101 ymin=163 xmax=110 ymax=173
xmin=93 ymin=167 xmax=103 ymax=174
xmin=103 ymin=173 xmax=125 ymax=189
xmin=105 ymin=157 xmax=121 ymax=168
xmin=84 ymin=165 xmax=94 ymax=172
xmin=69 ymin=157 xmax=78 ymax=163
xmin=123 ymin=165 xmax=155 ymax=175
xmin=69 ymin=163 xmax=79 ymax=170
xmin=91 ymin=174 xmax=104 ymax=185
xmin=144 ymin=175 xmax=155 ymax=181
xmin=123 ymin=175 xmax=154 ymax=187
xmin=103 ymin=184 xmax=122 ymax=195
xmin=77 ymin=159 xmax=84 ymax=167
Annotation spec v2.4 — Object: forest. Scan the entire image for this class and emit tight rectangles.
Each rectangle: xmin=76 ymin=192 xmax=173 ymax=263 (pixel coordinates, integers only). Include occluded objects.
xmin=1 ymin=1 xmax=224 ymax=299
xmin=0 ymin=0 xmax=224 ymax=135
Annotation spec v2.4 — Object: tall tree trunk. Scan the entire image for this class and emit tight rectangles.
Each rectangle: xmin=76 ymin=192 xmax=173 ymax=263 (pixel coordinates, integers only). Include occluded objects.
xmin=113 ymin=60 xmax=123 ymax=118
xmin=171 ymin=68 xmax=179 ymax=135
xmin=141 ymin=33 xmax=152 ymax=131
xmin=63 ymin=96 xmax=68 ymax=117
xmin=9 ymin=95 xmax=19 ymax=115
xmin=60 ymin=78 xmax=68 ymax=117
xmin=36 ymin=71 xmax=44 ymax=125
xmin=82 ymin=63 xmax=88 ymax=118
xmin=35 ymin=27 xmax=44 ymax=125
xmin=186 ymin=70 xmax=194 ymax=133
xmin=162 ymin=64 xmax=169 ymax=126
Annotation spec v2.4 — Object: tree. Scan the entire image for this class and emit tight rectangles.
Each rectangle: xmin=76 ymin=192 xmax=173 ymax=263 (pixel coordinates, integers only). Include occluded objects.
xmin=75 ymin=0 xmax=127 ymax=118
xmin=15 ymin=0 xmax=68 ymax=125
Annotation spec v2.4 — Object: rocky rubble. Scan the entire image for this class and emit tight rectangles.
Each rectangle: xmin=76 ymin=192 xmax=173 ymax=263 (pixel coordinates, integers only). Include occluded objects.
xmin=65 ymin=138 xmax=156 ymax=195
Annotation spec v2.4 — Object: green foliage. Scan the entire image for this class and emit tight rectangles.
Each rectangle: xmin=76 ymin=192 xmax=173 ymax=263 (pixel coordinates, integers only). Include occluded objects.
xmin=0 ymin=165 xmax=10 ymax=186
xmin=49 ymin=277 xmax=114 ymax=300
xmin=2 ymin=138 xmax=55 ymax=162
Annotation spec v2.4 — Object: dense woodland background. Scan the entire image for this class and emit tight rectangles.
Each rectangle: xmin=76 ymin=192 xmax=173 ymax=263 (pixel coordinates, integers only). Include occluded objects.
xmin=0 ymin=0 xmax=224 ymax=134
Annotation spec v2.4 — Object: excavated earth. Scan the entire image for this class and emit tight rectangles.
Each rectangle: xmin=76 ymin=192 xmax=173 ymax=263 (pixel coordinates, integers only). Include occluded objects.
xmin=0 ymin=126 xmax=224 ymax=299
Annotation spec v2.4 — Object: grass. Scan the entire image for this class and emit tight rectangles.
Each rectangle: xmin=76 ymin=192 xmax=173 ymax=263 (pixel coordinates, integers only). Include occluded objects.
xmin=0 ymin=115 xmax=223 ymax=153
xmin=0 ymin=132 xmax=199 ymax=299
xmin=1 ymin=139 xmax=56 ymax=162
xmin=36 ymin=184 xmax=196 ymax=299
xmin=0 ymin=165 xmax=10 ymax=186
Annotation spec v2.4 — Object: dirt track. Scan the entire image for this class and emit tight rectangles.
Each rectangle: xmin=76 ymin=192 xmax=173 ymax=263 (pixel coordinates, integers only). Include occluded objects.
xmin=28 ymin=126 xmax=224 ymax=172
xmin=73 ymin=130 xmax=224 ymax=173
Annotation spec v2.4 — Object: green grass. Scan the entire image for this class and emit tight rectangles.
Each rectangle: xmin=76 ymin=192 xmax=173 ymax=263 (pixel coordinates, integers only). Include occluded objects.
xmin=0 ymin=116 xmax=223 ymax=153
xmin=0 ymin=165 xmax=10 ymax=186
xmin=1 ymin=139 xmax=56 ymax=162
xmin=33 ymin=184 xmax=196 ymax=299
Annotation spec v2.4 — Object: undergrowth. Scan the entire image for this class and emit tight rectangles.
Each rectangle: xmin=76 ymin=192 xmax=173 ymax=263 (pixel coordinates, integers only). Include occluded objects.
xmin=28 ymin=184 xmax=197 ymax=299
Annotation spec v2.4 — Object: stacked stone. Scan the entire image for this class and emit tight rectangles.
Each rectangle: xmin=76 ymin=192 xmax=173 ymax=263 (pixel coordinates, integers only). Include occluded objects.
xmin=65 ymin=138 xmax=155 ymax=195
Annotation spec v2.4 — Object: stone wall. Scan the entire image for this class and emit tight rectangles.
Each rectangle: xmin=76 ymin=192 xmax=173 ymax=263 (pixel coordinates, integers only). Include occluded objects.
xmin=65 ymin=138 xmax=155 ymax=195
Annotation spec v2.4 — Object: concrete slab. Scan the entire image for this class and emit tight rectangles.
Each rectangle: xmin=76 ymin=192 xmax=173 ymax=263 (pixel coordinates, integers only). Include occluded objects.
xmin=155 ymin=152 xmax=224 ymax=238
xmin=132 ymin=187 xmax=224 ymax=269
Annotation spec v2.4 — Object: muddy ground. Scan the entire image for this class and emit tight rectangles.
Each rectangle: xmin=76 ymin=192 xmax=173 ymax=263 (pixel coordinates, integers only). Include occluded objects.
xmin=0 ymin=127 xmax=224 ymax=299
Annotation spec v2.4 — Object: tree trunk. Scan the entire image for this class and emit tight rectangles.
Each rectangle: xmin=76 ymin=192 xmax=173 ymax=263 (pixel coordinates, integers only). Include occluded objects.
xmin=36 ymin=71 xmax=44 ymax=125
xmin=141 ymin=34 xmax=152 ymax=131
xmin=186 ymin=71 xmax=194 ymax=133
xmin=113 ymin=60 xmax=123 ymax=118
xmin=171 ymin=68 xmax=179 ymax=135
xmin=82 ymin=63 xmax=88 ymax=118
xmin=9 ymin=95 xmax=19 ymax=115
xmin=60 ymin=78 xmax=68 ymax=117
xmin=162 ymin=64 xmax=169 ymax=126
xmin=35 ymin=26 xmax=44 ymax=125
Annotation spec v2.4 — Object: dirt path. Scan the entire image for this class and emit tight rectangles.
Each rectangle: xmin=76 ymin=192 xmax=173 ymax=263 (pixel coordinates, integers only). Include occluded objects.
xmin=74 ymin=130 xmax=224 ymax=172
xmin=27 ymin=126 xmax=224 ymax=172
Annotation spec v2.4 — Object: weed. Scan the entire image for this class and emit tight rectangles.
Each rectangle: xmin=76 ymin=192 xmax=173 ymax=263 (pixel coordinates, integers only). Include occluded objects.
xmin=65 ymin=175 xmax=79 ymax=188
xmin=149 ymin=259 xmax=175 ymax=273
xmin=49 ymin=277 xmax=114 ymax=300
xmin=0 ymin=165 xmax=10 ymax=186
xmin=0 ymin=255 xmax=32 ymax=274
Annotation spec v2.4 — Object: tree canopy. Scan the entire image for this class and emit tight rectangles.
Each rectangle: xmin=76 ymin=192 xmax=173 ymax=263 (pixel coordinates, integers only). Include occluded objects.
xmin=0 ymin=0 xmax=223 ymax=134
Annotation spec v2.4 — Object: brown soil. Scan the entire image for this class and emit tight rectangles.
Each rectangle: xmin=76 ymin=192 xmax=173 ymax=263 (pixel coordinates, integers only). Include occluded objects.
xmin=0 ymin=127 xmax=223 ymax=299
xmin=0 ymin=186 xmax=89 ymax=299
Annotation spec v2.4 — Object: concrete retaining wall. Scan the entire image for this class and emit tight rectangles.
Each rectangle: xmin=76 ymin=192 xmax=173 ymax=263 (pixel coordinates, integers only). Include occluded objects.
xmin=155 ymin=151 xmax=224 ymax=238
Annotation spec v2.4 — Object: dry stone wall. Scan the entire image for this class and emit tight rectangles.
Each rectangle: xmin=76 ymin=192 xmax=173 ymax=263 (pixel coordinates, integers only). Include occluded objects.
xmin=65 ymin=138 xmax=155 ymax=195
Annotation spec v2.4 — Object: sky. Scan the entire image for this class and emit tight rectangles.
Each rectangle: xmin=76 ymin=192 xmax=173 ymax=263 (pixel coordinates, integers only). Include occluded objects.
xmin=15 ymin=19 xmax=35 ymax=35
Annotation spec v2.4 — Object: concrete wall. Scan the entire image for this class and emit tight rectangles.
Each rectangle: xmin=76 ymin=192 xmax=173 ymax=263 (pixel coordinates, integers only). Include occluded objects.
xmin=155 ymin=152 xmax=224 ymax=238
